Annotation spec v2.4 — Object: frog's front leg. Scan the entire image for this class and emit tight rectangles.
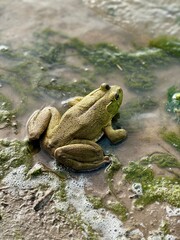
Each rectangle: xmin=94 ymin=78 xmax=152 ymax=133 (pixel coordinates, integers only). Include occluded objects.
xmin=104 ymin=122 xmax=127 ymax=144
xmin=54 ymin=140 xmax=110 ymax=171
xmin=27 ymin=106 xmax=61 ymax=141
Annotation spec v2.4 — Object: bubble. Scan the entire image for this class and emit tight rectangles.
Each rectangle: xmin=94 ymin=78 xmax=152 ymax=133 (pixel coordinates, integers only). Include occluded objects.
xmin=132 ymin=182 xmax=143 ymax=195
xmin=2 ymin=165 xmax=59 ymax=191
xmin=62 ymin=177 xmax=128 ymax=240
xmin=166 ymin=206 xmax=180 ymax=217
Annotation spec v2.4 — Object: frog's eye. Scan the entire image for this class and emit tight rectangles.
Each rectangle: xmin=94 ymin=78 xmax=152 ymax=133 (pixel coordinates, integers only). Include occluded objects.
xmin=115 ymin=93 xmax=119 ymax=100
xmin=100 ymin=83 xmax=111 ymax=91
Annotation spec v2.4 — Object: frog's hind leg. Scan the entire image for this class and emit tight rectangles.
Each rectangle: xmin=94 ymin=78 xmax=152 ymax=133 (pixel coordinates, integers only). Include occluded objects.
xmin=54 ymin=140 xmax=110 ymax=171
xmin=26 ymin=106 xmax=61 ymax=141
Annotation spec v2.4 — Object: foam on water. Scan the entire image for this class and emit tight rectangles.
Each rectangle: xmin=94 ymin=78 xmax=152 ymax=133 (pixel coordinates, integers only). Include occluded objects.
xmin=2 ymin=165 xmax=59 ymax=190
xmin=166 ymin=206 xmax=180 ymax=217
xmin=55 ymin=176 xmax=129 ymax=239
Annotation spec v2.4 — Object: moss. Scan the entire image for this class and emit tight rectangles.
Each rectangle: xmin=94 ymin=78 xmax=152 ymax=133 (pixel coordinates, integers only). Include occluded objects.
xmin=38 ymin=79 xmax=94 ymax=99
xmin=0 ymin=47 xmax=21 ymax=59
xmin=1 ymin=31 xmax=179 ymax=117
xmin=0 ymin=93 xmax=13 ymax=111
xmin=121 ymin=97 xmax=158 ymax=119
xmin=123 ymin=162 xmax=154 ymax=184
xmin=123 ymin=161 xmax=180 ymax=207
xmin=26 ymin=163 xmax=43 ymax=178
xmin=125 ymin=71 xmax=155 ymax=91
xmin=0 ymin=139 xmax=33 ymax=179
xmin=140 ymin=152 xmax=180 ymax=168
xmin=167 ymin=86 xmax=179 ymax=102
xmin=112 ymin=96 xmax=158 ymax=132
xmin=87 ymin=195 xmax=103 ymax=209
xmin=66 ymin=37 xmax=178 ymax=91
xmin=135 ymin=177 xmax=180 ymax=207
xmin=55 ymin=207 xmax=99 ymax=239
xmin=105 ymin=156 xmax=122 ymax=181
xmin=55 ymin=181 xmax=67 ymax=201
xmin=149 ymin=36 xmax=180 ymax=58
xmin=161 ymin=130 xmax=180 ymax=151
xmin=166 ymin=86 xmax=180 ymax=123
xmin=0 ymin=93 xmax=14 ymax=126
xmin=87 ymin=195 xmax=128 ymax=221
xmin=37 ymin=42 xmax=66 ymax=65
xmin=160 ymin=220 xmax=170 ymax=235
xmin=59 ymin=181 xmax=67 ymax=202
xmin=106 ymin=202 xmax=128 ymax=221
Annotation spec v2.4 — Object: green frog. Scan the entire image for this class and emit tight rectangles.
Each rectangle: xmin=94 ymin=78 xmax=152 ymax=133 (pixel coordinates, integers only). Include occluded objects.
xmin=26 ymin=83 xmax=127 ymax=171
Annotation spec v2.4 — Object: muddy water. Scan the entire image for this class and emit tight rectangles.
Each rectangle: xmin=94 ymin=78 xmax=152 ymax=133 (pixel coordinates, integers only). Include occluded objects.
xmin=0 ymin=0 xmax=180 ymax=239
xmin=83 ymin=0 xmax=180 ymax=37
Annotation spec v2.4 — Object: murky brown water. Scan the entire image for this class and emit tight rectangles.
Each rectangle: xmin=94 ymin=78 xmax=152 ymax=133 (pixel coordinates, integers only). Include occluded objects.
xmin=83 ymin=0 xmax=180 ymax=38
xmin=0 ymin=0 xmax=180 ymax=239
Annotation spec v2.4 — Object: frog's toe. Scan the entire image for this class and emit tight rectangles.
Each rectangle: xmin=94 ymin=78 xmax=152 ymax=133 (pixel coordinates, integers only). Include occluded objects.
xmin=103 ymin=155 xmax=111 ymax=162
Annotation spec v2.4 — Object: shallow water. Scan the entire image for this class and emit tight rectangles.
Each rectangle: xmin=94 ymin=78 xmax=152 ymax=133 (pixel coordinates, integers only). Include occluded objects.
xmin=83 ymin=0 xmax=180 ymax=37
xmin=0 ymin=0 xmax=180 ymax=239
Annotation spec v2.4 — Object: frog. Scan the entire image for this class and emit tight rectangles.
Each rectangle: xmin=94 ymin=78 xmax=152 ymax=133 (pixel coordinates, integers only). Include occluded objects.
xmin=26 ymin=83 xmax=127 ymax=171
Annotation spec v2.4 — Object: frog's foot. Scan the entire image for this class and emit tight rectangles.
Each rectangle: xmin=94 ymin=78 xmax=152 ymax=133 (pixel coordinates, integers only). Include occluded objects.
xmin=27 ymin=106 xmax=61 ymax=141
xmin=105 ymin=126 xmax=127 ymax=144
xmin=54 ymin=141 xmax=108 ymax=171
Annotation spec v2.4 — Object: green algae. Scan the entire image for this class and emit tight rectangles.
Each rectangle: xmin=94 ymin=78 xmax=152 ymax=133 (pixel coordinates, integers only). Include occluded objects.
xmin=104 ymin=157 xmax=128 ymax=221
xmin=0 ymin=93 xmax=14 ymax=126
xmin=55 ymin=207 xmax=99 ymax=240
xmin=87 ymin=195 xmax=128 ymax=221
xmin=0 ymin=139 xmax=33 ymax=179
xmin=160 ymin=220 xmax=170 ymax=235
xmin=105 ymin=155 xmax=122 ymax=181
xmin=87 ymin=195 xmax=103 ymax=209
xmin=112 ymin=96 xmax=158 ymax=132
xmin=121 ymin=97 xmax=158 ymax=119
xmin=161 ymin=130 xmax=180 ymax=151
xmin=38 ymin=79 xmax=94 ymax=99
xmin=123 ymin=161 xmax=180 ymax=208
xmin=0 ymin=46 xmax=21 ymax=59
xmin=149 ymin=36 xmax=180 ymax=58
xmin=166 ymin=86 xmax=180 ymax=123
xmin=106 ymin=201 xmax=128 ymax=221
xmin=140 ymin=152 xmax=180 ymax=168
xmin=55 ymin=181 xmax=67 ymax=202
xmin=26 ymin=163 xmax=43 ymax=178
xmin=123 ymin=162 xmax=154 ymax=183
xmin=1 ymin=30 xmax=179 ymax=114
xmin=66 ymin=39 xmax=164 ymax=91
xmin=135 ymin=177 xmax=180 ymax=207
xmin=32 ymin=31 xmax=180 ymax=93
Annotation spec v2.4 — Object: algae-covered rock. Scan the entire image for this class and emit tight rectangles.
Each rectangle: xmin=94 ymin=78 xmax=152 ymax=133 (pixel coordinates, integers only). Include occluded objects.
xmin=0 ymin=139 xmax=33 ymax=179
xmin=166 ymin=86 xmax=180 ymax=123
xmin=123 ymin=161 xmax=180 ymax=208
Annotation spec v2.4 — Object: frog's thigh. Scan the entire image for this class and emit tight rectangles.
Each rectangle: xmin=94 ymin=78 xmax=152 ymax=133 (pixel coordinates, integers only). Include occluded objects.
xmin=27 ymin=106 xmax=61 ymax=140
xmin=54 ymin=141 xmax=107 ymax=171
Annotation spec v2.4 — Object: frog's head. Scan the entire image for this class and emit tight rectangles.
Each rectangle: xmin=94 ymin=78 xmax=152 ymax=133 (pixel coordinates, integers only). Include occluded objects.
xmin=100 ymin=83 xmax=123 ymax=116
